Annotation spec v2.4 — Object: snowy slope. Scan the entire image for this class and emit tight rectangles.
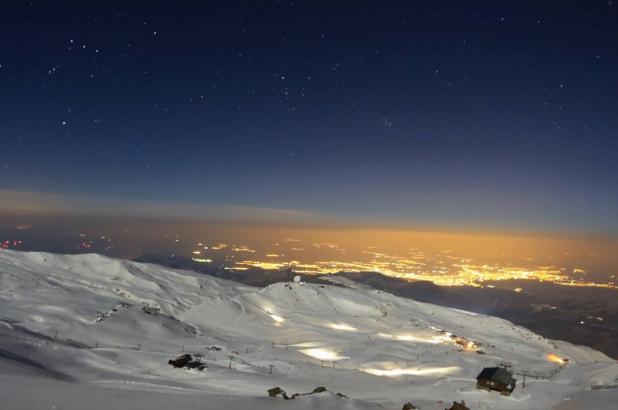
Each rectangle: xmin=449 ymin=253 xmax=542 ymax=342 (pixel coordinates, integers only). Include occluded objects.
xmin=0 ymin=249 xmax=617 ymax=410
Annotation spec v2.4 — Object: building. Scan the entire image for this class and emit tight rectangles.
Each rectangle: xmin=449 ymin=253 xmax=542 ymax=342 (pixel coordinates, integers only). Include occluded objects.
xmin=476 ymin=367 xmax=517 ymax=395
xmin=168 ymin=353 xmax=192 ymax=368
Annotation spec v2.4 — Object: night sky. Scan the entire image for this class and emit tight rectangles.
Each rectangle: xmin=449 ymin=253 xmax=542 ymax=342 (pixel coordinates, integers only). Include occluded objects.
xmin=1 ymin=1 xmax=617 ymax=233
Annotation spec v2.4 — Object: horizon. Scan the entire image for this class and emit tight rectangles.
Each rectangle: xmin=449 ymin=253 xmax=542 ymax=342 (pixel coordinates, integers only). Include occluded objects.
xmin=3 ymin=188 xmax=618 ymax=239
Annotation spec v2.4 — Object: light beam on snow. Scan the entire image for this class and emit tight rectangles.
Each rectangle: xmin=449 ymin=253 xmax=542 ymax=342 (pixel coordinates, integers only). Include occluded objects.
xmin=328 ymin=323 xmax=358 ymax=332
xmin=269 ymin=313 xmax=285 ymax=323
xmin=547 ymin=353 xmax=568 ymax=365
xmin=360 ymin=366 xmax=460 ymax=377
xmin=290 ymin=342 xmax=322 ymax=348
xmin=377 ymin=332 xmax=451 ymax=344
xmin=300 ymin=348 xmax=349 ymax=361
xmin=265 ymin=309 xmax=285 ymax=325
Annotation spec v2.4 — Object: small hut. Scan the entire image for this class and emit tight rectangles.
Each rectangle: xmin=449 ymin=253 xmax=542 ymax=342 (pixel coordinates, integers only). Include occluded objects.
xmin=168 ymin=353 xmax=192 ymax=368
xmin=476 ymin=367 xmax=516 ymax=395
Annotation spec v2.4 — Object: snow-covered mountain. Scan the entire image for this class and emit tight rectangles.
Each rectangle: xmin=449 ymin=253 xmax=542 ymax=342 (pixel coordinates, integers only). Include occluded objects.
xmin=1 ymin=249 xmax=617 ymax=410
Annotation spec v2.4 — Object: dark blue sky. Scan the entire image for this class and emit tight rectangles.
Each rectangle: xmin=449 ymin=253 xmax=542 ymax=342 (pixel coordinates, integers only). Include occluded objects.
xmin=1 ymin=1 xmax=617 ymax=233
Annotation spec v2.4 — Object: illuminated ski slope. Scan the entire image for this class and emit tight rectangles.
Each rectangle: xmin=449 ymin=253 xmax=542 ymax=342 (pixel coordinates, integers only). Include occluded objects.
xmin=0 ymin=250 xmax=617 ymax=410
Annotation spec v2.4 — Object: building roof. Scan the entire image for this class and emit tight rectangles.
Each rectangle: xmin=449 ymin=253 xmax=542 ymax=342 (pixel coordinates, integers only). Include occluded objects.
xmin=476 ymin=367 xmax=513 ymax=385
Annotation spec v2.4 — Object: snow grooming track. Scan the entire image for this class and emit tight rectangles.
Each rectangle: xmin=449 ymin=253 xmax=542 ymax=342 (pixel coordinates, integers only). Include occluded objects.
xmin=0 ymin=249 xmax=617 ymax=410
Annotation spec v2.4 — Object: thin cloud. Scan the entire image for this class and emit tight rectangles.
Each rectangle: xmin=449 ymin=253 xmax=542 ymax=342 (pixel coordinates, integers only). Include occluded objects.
xmin=0 ymin=190 xmax=315 ymax=223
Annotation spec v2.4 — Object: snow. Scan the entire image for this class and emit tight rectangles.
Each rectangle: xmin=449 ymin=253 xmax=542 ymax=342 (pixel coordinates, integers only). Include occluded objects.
xmin=1 ymin=249 xmax=617 ymax=410
xmin=553 ymin=388 xmax=618 ymax=410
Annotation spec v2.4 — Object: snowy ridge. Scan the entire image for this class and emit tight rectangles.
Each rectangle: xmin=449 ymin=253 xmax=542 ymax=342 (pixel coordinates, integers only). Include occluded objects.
xmin=0 ymin=249 xmax=617 ymax=410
